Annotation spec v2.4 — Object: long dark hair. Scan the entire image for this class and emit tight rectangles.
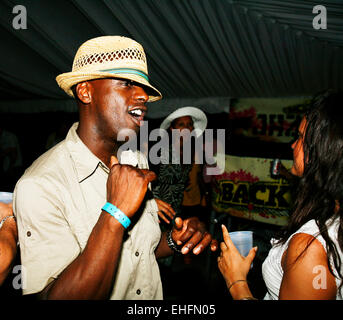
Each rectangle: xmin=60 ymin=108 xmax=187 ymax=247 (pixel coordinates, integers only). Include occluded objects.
xmin=278 ymin=91 xmax=343 ymax=290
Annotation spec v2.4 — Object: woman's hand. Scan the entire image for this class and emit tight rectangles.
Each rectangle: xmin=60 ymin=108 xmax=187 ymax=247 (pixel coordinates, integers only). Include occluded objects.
xmin=155 ymin=199 xmax=176 ymax=224
xmin=217 ymin=225 xmax=257 ymax=289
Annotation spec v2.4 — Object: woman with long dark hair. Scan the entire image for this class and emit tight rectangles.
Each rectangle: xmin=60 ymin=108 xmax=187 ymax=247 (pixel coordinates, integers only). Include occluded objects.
xmin=218 ymin=91 xmax=343 ymax=299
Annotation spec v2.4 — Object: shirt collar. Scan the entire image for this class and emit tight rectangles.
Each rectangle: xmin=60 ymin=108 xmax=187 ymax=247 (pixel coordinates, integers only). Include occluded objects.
xmin=65 ymin=123 xmax=142 ymax=182
xmin=65 ymin=122 xmax=109 ymax=182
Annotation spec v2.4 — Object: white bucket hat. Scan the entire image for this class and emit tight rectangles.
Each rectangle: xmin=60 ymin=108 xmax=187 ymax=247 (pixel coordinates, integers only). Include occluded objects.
xmin=56 ymin=36 xmax=162 ymax=102
xmin=160 ymin=106 xmax=207 ymax=138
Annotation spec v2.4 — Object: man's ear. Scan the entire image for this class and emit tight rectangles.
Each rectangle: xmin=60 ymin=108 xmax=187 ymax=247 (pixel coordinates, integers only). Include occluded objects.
xmin=75 ymin=82 xmax=92 ymax=104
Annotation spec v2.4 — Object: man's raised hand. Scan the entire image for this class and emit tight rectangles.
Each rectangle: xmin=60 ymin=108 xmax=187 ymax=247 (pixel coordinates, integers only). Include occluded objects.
xmin=106 ymin=156 xmax=156 ymax=218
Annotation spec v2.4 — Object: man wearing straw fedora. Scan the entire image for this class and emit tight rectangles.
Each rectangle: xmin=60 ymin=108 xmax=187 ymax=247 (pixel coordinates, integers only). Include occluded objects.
xmin=13 ymin=36 xmax=217 ymax=299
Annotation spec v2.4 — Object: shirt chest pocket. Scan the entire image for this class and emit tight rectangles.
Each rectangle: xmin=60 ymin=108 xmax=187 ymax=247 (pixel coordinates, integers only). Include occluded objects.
xmin=127 ymin=207 xmax=161 ymax=253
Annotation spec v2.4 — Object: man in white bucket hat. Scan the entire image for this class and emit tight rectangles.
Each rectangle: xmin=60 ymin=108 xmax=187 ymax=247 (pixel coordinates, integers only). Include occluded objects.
xmin=13 ymin=36 xmax=217 ymax=299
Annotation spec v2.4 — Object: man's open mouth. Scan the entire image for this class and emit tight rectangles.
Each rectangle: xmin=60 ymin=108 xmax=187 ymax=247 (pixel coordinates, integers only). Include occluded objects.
xmin=128 ymin=107 xmax=147 ymax=126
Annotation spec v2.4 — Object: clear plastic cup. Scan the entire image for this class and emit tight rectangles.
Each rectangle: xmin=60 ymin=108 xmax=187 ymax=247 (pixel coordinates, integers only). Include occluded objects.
xmin=229 ymin=231 xmax=253 ymax=257
xmin=0 ymin=192 xmax=13 ymax=204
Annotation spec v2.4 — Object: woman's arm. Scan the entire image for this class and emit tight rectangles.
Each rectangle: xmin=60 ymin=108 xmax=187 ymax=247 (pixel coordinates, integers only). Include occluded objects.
xmin=279 ymin=233 xmax=337 ymax=300
xmin=218 ymin=225 xmax=337 ymax=300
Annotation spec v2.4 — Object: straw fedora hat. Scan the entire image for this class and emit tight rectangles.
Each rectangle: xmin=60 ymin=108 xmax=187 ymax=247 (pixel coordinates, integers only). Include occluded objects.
xmin=56 ymin=36 xmax=162 ymax=102
xmin=160 ymin=106 xmax=207 ymax=138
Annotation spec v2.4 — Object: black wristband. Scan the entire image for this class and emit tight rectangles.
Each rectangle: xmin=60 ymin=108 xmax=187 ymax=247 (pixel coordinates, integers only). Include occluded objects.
xmin=166 ymin=230 xmax=182 ymax=253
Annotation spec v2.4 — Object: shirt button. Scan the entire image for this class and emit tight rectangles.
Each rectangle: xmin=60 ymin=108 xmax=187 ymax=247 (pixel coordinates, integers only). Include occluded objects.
xmin=135 ymin=251 xmax=139 ymax=257
xmin=136 ymin=289 xmax=141 ymax=295
xmin=27 ymin=231 xmax=31 ymax=237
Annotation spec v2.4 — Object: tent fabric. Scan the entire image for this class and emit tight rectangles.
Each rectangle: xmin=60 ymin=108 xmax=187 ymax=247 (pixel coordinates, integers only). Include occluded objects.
xmin=0 ymin=0 xmax=342 ymax=117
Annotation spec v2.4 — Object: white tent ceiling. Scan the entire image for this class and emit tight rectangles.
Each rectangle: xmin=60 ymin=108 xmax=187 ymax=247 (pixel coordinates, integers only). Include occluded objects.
xmin=0 ymin=0 xmax=342 ymax=117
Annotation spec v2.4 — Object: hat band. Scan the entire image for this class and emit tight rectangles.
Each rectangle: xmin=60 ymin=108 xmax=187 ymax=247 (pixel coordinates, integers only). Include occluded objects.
xmin=100 ymin=68 xmax=149 ymax=82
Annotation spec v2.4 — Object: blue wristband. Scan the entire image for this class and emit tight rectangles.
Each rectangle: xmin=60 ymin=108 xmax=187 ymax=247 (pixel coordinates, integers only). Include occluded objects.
xmin=102 ymin=202 xmax=131 ymax=229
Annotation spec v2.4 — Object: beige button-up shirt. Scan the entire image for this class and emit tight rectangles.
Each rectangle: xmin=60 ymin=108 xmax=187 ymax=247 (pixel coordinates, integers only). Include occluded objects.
xmin=13 ymin=123 xmax=163 ymax=299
